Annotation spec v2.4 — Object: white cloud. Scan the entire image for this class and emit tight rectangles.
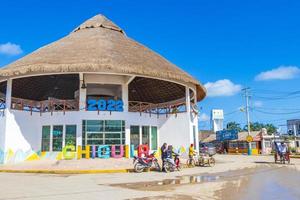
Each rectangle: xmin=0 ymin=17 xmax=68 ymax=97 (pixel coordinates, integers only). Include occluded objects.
xmin=199 ymin=113 xmax=210 ymax=122
xmin=255 ymin=66 xmax=300 ymax=81
xmin=253 ymin=101 xmax=263 ymax=108
xmin=204 ymin=79 xmax=242 ymax=97
xmin=0 ymin=42 xmax=23 ymax=56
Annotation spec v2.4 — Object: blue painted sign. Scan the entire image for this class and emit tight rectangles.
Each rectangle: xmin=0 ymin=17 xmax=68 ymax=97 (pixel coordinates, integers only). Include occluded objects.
xmin=216 ymin=129 xmax=238 ymax=141
xmin=87 ymin=99 xmax=124 ymax=112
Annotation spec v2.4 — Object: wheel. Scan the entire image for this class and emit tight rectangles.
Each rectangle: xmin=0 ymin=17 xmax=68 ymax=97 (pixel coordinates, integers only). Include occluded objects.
xmin=198 ymin=158 xmax=204 ymax=167
xmin=208 ymin=157 xmax=215 ymax=167
xmin=154 ymin=161 xmax=161 ymax=172
xmin=164 ymin=162 xmax=171 ymax=173
xmin=176 ymin=163 xmax=182 ymax=171
xmin=175 ymin=158 xmax=182 ymax=171
xmin=186 ymin=158 xmax=195 ymax=168
xmin=134 ymin=163 xmax=145 ymax=173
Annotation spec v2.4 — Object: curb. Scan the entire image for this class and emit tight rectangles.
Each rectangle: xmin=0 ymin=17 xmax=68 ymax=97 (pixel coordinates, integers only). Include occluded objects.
xmin=0 ymin=169 xmax=134 ymax=174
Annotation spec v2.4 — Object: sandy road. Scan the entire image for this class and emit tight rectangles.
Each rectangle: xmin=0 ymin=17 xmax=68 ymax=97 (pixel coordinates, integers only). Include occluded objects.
xmin=0 ymin=155 xmax=299 ymax=200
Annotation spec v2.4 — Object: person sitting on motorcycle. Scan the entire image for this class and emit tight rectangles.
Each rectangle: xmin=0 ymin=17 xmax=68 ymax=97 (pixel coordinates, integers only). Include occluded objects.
xmin=165 ymin=145 xmax=175 ymax=166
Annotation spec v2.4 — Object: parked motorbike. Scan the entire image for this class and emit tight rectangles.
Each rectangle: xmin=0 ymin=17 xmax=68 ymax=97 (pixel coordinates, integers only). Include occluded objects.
xmin=133 ymin=152 xmax=161 ymax=173
xmin=198 ymin=153 xmax=215 ymax=167
xmin=163 ymin=152 xmax=182 ymax=172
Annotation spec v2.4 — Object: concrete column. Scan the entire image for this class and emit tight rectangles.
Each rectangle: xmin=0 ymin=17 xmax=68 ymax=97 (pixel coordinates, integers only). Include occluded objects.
xmin=185 ymin=86 xmax=191 ymax=113
xmin=139 ymin=126 xmax=142 ymax=145
xmin=5 ymin=78 xmax=12 ymax=110
xmin=125 ymin=123 xmax=130 ymax=156
xmin=261 ymin=138 xmax=266 ymax=155
xmin=79 ymin=73 xmax=87 ymax=111
xmin=77 ymin=122 xmax=83 ymax=147
xmin=122 ymin=84 xmax=129 ymax=112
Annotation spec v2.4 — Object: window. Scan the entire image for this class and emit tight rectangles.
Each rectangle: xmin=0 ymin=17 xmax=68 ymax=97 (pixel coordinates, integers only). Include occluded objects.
xmin=41 ymin=126 xmax=51 ymax=151
xmin=238 ymin=142 xmax=247 ymax=149
xmin=251 ymin=142 xmax=257 ymax=149
xmin=130 ymin=126 xmax=140 ymax=149
xmin=65 ymin=125 xmax=77 ymax=149
xmin=52 ymin=125 xmax=63 ymax=151
xmin=151 ymin=126 xmax=158 ymax=150
xmin=142 ymin=126 xmax=150 ymax=145
xmin=83 ymin=120 xmax=125 ymax=146
xmin=265 ymin=141 xmax=271 ymax=148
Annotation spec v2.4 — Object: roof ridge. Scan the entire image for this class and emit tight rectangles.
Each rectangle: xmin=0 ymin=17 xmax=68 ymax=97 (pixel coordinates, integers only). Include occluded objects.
xmin=72 ymin=14 xmax=125 ymax=35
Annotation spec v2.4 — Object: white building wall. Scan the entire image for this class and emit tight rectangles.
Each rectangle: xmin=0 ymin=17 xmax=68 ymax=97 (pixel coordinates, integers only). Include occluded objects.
xmin=2 ymin=109 xmax=195 ymax=156
xmin=4 ymin=110 xmax=161 ymax=153
xmin=158 ymin=112 xmax=193 ymax=152
xmin=0 ymin=114 xmax=6 ymax=151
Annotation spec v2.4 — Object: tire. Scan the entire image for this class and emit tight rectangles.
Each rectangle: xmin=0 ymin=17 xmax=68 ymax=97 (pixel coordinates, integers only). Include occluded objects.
xmin=164 ymin=163 xmax=171 ymax=173
xmin=186 ymin=159 xmax=195 ymax=168
xmin=208 ymin=157 xmax=215 ymax=167
xmin=154 ymin=161 xmax=161 ymax=172
xmin=177 ymin=163 xmax=182 ymax=171
xmin=175 ymin=158 xmax=182 ymax=171
xmin=134 ymin=163 xmax=145 ymax=173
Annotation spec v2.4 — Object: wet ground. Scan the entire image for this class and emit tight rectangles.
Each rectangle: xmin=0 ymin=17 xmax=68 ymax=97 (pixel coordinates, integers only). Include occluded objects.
xmin=111 ymin=165 xmax=300 ymax=200
xmin=0 ymin=155 xmax=299 ymax=200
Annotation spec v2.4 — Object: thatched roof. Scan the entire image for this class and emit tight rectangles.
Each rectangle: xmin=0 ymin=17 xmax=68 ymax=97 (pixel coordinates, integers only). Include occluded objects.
xmin=0 ymin=14 xmax=206 ymax=101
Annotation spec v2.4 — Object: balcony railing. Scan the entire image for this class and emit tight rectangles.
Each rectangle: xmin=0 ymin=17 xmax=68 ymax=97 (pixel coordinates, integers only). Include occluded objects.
xmin=129 ymin=97 xmax=188 ymax=115
xmin=11 ymin=97 xmax=79 ymax=115
xmin=8 ymin=97 xmax=198 ymax=116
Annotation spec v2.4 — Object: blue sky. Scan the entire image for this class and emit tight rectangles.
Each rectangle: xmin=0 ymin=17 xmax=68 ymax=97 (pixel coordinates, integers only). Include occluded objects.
xmin=1 ymin=0 xmax=300 ymax=131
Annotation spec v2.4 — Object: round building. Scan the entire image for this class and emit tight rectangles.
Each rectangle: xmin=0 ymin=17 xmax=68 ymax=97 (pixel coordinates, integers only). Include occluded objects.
xmin=0 ymin=15 xmax=206 ymax=163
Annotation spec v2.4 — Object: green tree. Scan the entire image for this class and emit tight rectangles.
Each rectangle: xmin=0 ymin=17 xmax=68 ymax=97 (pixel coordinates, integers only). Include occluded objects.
xmin=226 ymin=122 xmax=242 ymax=132
xmin=265 ymin=124 xmax=277 ymax=134
xmin=243 ymin=122 xmax=277 ymax=134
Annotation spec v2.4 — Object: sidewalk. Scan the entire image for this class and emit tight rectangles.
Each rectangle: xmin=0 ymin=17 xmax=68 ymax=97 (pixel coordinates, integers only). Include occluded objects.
xmin=0 ymin=158 xmax=134 ymax=173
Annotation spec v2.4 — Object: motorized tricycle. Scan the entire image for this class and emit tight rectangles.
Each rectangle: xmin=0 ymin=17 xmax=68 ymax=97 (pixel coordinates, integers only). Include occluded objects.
xmin=274 ymin=142 xmax=290 ymax=164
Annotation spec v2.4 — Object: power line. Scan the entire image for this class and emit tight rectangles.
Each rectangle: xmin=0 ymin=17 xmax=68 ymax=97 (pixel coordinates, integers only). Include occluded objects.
xmin=254 ymin=109 xmax=300 ymax=115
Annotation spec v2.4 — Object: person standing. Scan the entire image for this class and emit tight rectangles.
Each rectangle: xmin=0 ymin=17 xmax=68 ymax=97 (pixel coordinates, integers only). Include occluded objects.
xmin=161 ymin=143 xmax=168 ymax=171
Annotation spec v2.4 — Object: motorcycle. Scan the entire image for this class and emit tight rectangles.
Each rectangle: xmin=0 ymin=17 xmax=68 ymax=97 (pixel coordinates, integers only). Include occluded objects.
xmin=163 ymin=152 xmax=182 ymax=172
xmin=133 ymin=152 xmax=161 ymax=173
xmin=198 ymin=153 xmax=215 ymax=167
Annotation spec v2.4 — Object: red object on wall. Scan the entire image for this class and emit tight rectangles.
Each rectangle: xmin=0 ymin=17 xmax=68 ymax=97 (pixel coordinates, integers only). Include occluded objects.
xmin=138 ymin=145 xmax=149 ymax=157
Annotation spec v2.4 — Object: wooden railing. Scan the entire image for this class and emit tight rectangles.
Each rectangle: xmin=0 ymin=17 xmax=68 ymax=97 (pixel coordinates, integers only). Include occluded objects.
xmin=11 ymin=97 xmax=79 ymax=115
xmin=129 ymin=98 xmax=187 ymax=115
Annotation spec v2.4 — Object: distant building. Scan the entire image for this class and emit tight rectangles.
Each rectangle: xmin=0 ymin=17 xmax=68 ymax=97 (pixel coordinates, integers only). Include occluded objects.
xmin=287 ymin=119 xmax=300 ymax=136
xmin=211 ymin=109 xmax=224 ymax=132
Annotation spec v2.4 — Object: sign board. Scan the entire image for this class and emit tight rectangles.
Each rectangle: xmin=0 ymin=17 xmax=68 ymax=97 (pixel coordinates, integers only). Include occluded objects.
xmin=216 ymin=129 xmax=238 ymax=141
xmin=246 ymin=135 xmax=253 ymax=143
xmin=87 ymin=99 xmax=124 ymax=111
xmin=211 ymin=109 xmax=224 ymax=120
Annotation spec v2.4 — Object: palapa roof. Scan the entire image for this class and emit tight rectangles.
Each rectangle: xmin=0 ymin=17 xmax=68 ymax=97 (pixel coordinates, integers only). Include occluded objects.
xmin=0 ymin=14 xmax=206 ymax=101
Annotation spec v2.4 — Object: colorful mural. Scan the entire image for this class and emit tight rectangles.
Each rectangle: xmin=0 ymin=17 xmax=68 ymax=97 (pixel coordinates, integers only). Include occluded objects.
xmin=0 ymin=145 xmax=188 ymax=164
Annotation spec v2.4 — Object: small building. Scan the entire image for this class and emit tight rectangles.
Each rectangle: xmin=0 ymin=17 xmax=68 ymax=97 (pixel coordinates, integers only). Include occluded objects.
xmin=287 ymin=119 xmax=300 ymax=136
xmin=201 ymin=128 xmax=280 ymax=155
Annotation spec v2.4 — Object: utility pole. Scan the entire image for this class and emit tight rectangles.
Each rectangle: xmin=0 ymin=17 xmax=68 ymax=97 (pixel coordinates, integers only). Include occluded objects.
xmin=242 ymin=87 xmax=252 ymax=155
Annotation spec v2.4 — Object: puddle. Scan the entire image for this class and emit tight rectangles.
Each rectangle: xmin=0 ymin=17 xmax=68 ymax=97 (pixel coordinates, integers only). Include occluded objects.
xmin=109 ymin=166 xmax=284 ymax=192
xmin=110 ymin=174 xmax=220 ymax=191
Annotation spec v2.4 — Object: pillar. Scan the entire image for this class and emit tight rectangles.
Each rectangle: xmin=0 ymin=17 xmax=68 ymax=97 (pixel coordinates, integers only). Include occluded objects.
xmin=185 ymin=86 xmax=191 ymax=113
xmin=79 ymin=73 xmax=86 ymax=111
xmin=5 ymin=78 xmax=12 ymax=110
xmin=125 ymin=124 xmax=130 ymax=157
xmin=122 ymin=84 xmax=129 ymax=112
